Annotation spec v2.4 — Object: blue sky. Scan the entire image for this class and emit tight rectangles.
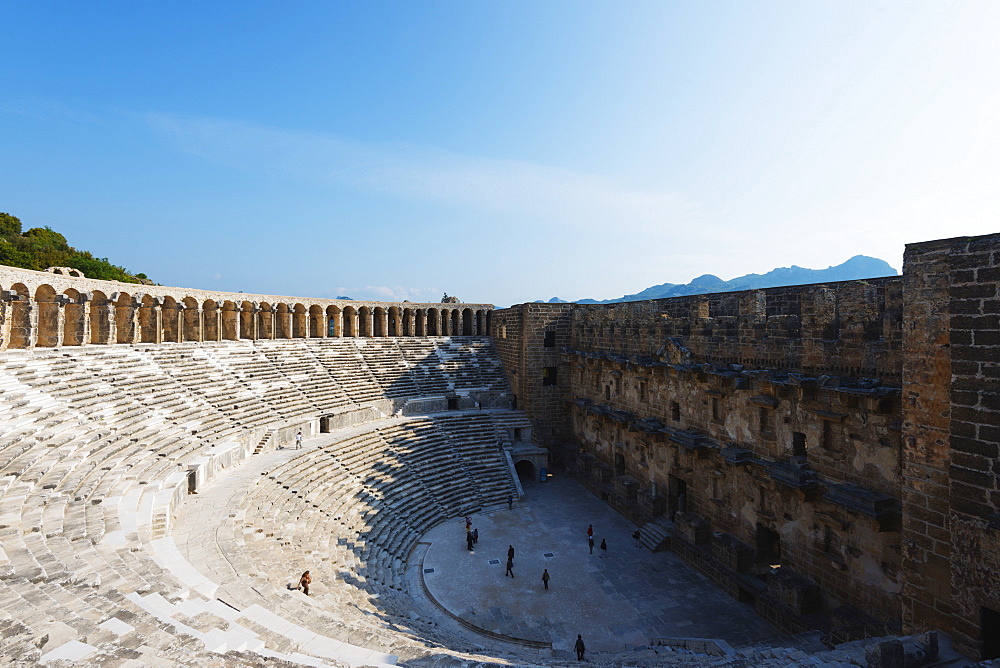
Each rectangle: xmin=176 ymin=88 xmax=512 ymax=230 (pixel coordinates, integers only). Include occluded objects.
xmin=2 ymin=1 xmax=998 ymax=306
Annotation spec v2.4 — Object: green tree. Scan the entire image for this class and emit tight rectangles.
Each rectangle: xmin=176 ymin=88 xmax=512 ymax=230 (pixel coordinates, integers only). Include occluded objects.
xmin=0 ymin=213 xmax=148 ymax=283
xmin=0 ymin=213 xmax=22 ymax=239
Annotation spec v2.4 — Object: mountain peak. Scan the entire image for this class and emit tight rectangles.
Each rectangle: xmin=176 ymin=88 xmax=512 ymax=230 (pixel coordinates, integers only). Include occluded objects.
xmin=540 ymin=256 xmax=898 ymax=305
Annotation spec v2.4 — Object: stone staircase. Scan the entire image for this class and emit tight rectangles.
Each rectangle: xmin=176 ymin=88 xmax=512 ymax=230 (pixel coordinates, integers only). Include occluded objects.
xmin=639 ymin=517 xmax=674 ymax=552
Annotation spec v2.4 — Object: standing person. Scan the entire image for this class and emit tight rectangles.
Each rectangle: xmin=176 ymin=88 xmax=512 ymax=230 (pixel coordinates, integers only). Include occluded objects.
xmin=633 ymin=529 xmax=641 ymax=547
xmin=507 ymin=494 xmax=513 ymax=511
xmin=575 ymin=634 xmax=586 ymax=661
xmin=298 ymin=570 xmax=311 ymax=595
xmin=473 ymin=527 xmax=479 ymax=545
xmin=466 ymin=515 xmax=472 ymax=530
xmin=507 ymin=545 xmax=514 ymax=562
xmin=588 ymin=536 xmax=595 ymax=554
xmin=505 ymin=556 xmax=514 ymax=578
xmin=542 ymin=568 xmax=550 ymax=590
xmin=586 ymin=524 xmax=593 ymax=540
xmin=295 ymin=431 xmax=303 ymax=449
xmin=600 ymin=538 xmax=607 ymax=558
xmin=467 ymin=531 xmax=474 ymax=552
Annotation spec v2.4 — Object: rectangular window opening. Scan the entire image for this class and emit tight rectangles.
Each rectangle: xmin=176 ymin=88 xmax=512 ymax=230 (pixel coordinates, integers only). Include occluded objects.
xmin=792 ymin=432 xmax=807 ymax=458
xmin=542 ymin=366 xmax=558 ymax=386
xmin=543 ymin=330 xmax=556 ymax=347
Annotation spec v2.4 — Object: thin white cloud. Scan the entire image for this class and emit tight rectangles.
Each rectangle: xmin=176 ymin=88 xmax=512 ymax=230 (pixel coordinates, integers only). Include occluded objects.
xmin=146 ymin=114 xmax=698 ymax=234
xmin=333 ymin=286 xmax=443 ymax=302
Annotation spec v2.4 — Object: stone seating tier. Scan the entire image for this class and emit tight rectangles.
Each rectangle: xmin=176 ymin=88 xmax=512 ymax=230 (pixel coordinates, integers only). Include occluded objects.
xmin=0 ymin=336 xmax=520 ymax=666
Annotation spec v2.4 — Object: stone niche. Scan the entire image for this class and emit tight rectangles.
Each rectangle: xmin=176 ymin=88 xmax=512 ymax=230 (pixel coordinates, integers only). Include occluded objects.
xmin=766 ymin=568 xmax=822 ymax=615
xmin=713 ymin=532 xmax=754 ymax=572
xmin=674 ymin=511 xmax=710 ymax=545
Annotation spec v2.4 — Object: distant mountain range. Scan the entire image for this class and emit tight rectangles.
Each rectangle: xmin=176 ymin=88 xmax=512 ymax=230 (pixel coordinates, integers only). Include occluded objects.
xmin=540 ymin=255 xmax=898 ymax=305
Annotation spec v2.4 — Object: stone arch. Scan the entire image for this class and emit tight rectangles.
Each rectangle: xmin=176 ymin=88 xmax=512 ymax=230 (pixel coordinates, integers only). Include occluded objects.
xmin=402 ymin=308 xmax=413 ymax=336
xmin=462 ymin=308 xmax=473 ymax=336
xmin=240 ymin=301 xmax=256 ymax=340
xmin=139 ymin=295 xmax=160 ymax=344
xmin=221 ymin=301 xmax=239 ymax=341
xmin=327 ymin=305 xmax=341 ymax=337
xmin=342 ymin=306 xmax=356 ymax=337
xmin=426 ymin=308 xmax=438 ymax=336
xmin=475 ymin=309 xmax=486 ymax=335
xmin=358 ymin=306 xmax=372 ymax=337
xmin=515 ymin=459 xmax=537 ymax=482
xmin=89 ymin=290 xmax=111 ymax=344
xmin=486 ymin=310 xmax=493 ymax=335
xmin=115 ymin=292 xmax=135 ymax=344
xmin=183 ymin=297 xmax=201 ymax=341
xmin=161 ymin=296 xmax=181 ymax=343
xmin=414 ymin=308 xmax=425 ymax=336
xmin=439 ymin=309 xmax=449 ymax=336
xmin=373 ymin=307 xmax=386 ymax=337
xmin=258 ymin=302 xmax=274 ymax=340
xmin=275 ymin=303 xmax=291 ymax=339
xmin=203 ymin=300 xmax=220 ymax=341
xmin=62 ymin=288 xmax=86 ymax=346
xmin=451 ymin=309 xmax=461 ymax=336
xmin=8 ymin=283 xmax=31 ymax=349
xmin=388 ymin=306 xmax=402 ymax=337
xmin=309 ymin=305 xmax=324 ymax=338
xmin=35 ymin=284 xmax=60 ymax=347
xmin=292 ymin=304 xmax=307 ymax=338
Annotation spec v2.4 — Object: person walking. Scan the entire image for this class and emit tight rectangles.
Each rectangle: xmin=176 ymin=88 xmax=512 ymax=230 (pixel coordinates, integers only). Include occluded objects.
xmin=507 ymin=545 xmax=514 ymax=562
xmin=507 ymin=494 xmax=513 ymax=511
xmin=588 ymin=536 xmax=595 ymax=554
xmin=505 ymin=556 xmax=514 ymax=578
xmin=586 ymin=524 xmax=593 ymax=540
xmin=633 ymin=529 xmax=641 ymax=547
xmin=600 ymin=538 xmax=607 ymax=558
xmin=542 ymin=568 xmax=550 ymax=590
xmin=298 ymin=570 xmax=311 ymax=595
xmin=575 ymin=634 xmax=586 ymax=661
xmin=295 ymin=431 xmax=303 ymax=449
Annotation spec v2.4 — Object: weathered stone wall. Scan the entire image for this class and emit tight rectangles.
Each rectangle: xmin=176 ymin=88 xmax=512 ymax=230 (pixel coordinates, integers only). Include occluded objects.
xmin=568 ymin=280 xmax=902 ymax=381
xmin=496 ymin=237 xmax=1000 ymax=658
xmin=899 ymin=238 xmax=955 ymax=645
xmin=900 ymin=235 xmax=1000 ymax=659
xmin=495 ymin=280 xmax=906 ymax=629
xmin=491 ymin=303 xmax=573 ymax=460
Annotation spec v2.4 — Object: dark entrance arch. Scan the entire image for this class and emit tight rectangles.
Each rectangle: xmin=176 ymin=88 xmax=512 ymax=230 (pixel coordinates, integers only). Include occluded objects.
xmin=514 ymin=460 xmax=536 ymax=483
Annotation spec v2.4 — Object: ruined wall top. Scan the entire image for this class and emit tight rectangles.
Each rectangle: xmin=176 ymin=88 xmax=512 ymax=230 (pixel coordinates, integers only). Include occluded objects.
xmin=497 ymin=276 xmax=903 ymax=381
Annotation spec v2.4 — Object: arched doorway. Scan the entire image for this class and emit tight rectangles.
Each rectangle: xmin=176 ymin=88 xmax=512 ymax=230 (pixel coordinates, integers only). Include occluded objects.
xmin=515 ymin=460 xmax=536 ymax=484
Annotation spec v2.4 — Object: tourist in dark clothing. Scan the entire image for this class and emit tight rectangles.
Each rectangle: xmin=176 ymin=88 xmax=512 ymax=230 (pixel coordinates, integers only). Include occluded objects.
xmin=467 ymin=532 xmax=474 ymax=551
xmin=575 ymin=634 xmax=586 ymax=661
xmin=507 ymin=494 xmax=513 ymax=510
xmin=542 ymin=568 xmax=550 ymax=590
xmin=473 ymin=528 xmax=479 ymax=544
xmin=633 ymin=529 xmax=641 ymax=547
xmin=507 ymin=545 xmax=514 ymax=561
xmin=505 ymin=556 xmax=514 ymax=577
xmin=600 ymin=538 xmax=607 ymax=558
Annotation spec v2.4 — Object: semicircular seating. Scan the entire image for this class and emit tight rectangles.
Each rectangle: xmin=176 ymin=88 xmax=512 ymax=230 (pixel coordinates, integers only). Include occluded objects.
xmin=0 ymin=337 xmax=530 ymax=666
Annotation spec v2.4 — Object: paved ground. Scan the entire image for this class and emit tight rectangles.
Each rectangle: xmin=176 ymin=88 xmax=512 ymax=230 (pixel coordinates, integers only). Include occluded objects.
xmin=420 ymin=473 xmax=788 ymax=657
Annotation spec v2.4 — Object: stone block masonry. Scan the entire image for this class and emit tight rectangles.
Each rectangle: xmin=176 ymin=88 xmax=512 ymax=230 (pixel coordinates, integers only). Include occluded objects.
xmin=494 ymin=232 xmax=1000 ymax=661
